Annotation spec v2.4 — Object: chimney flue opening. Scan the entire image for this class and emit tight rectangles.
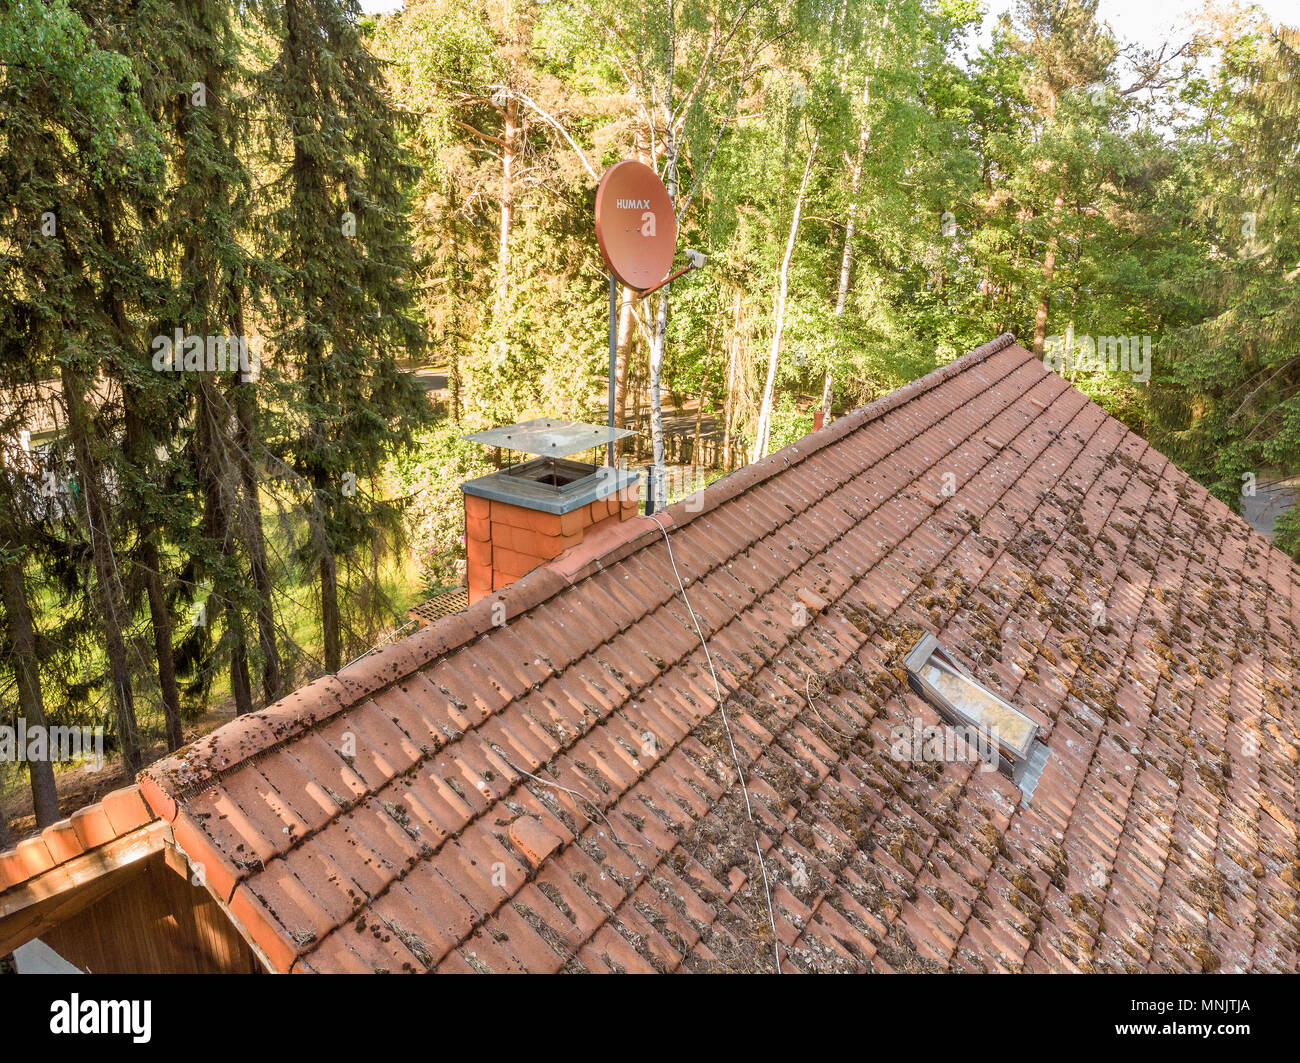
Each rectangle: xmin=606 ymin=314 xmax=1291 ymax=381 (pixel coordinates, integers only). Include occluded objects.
xmin=461 ymin=418 xmax=642 ymax=603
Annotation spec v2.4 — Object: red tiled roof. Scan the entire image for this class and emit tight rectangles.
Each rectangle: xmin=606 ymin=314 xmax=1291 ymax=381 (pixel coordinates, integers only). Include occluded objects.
xmin=0 ymin=786 xmax=158 ymax=895
xmin=129 ymin=333 xmax=1300 ymax=973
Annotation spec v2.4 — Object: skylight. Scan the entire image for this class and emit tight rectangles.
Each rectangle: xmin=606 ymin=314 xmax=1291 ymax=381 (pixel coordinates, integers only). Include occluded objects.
xmin=903 ymin=634 xmax=1048 ymax=798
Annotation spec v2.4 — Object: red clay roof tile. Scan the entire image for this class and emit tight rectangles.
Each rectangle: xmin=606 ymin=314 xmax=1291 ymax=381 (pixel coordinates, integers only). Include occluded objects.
xmin=0 ymin=783 xmax=164 ymax=899
xmin=16 ymin=332 xmax=1275 ymax=973
xmin=101 ymin=785 xmax=153 ymax=834
xmin=69 ymin=805 xmax=116 ymax=851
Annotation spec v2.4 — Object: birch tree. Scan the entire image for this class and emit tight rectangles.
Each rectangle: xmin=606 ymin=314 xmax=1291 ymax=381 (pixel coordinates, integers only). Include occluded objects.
xmin=590 ymin=0 xmax=771 ymax=502
xmin=752 ymin=130 xmax=818 ymax=462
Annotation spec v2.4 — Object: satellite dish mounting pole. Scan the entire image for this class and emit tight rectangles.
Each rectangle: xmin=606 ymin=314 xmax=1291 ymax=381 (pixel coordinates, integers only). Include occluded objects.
xmin=607 ymin=272 xmax=617 ymax=466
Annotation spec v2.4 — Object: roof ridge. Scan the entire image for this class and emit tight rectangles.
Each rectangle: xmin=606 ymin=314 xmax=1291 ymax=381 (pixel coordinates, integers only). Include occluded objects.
xmin=554 ymin=331 xmax=1022 ymax=576
xmin=0 ymin=784 xmax=156 ymax=894
xmin=137 ymin=332 xmax=1023 ymax=813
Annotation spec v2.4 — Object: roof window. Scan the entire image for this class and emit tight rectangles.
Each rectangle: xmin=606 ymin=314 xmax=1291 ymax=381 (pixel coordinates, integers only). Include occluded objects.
xmin=903 ymin=634 xmax=1048 ymax=801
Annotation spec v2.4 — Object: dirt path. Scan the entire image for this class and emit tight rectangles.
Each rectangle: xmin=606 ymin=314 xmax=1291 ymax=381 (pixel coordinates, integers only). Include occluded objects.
xmin=0 ymin=703 xmax=240 ymax=845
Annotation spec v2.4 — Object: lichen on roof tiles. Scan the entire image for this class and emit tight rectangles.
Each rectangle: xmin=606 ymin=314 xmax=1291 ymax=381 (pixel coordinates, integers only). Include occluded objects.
xmin=116 ymin=334 xmax=1300 ymax=974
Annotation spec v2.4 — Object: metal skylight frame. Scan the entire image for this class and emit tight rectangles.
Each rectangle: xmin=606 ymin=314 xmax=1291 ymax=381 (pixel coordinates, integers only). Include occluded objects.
xmin=903 ymin=633 xmax=1044 ymax=784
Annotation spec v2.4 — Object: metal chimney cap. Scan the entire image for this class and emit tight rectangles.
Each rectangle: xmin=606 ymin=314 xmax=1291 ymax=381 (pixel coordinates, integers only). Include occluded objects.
xmin=464 ymin=418 xmax=634 ymax=459
xmin=462 ymin=462 xmax=641 ymax=515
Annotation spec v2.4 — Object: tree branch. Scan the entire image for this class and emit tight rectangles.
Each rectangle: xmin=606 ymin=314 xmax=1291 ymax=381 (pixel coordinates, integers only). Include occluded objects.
xmin=488 ymin=85 xmax=599 ymax=183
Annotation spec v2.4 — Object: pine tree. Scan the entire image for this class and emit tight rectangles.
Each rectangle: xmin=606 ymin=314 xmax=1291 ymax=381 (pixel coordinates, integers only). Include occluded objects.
xmin=153 ymin=0 xmax=284 ymax=717
xmin=1 ymin=0 xmax=162 ymax=778
xmin=259 ymin=0 xmax=431 ymax=672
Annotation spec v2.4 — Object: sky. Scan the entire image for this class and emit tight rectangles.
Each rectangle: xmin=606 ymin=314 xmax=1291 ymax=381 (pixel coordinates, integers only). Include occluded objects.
xmin=357 ymin=0 xmax=1300 ymax=42
xmin=973 ymin=0 xmax=1298 ymax=52
xmin=1005 ymin=0 xmax=1291 ymax=38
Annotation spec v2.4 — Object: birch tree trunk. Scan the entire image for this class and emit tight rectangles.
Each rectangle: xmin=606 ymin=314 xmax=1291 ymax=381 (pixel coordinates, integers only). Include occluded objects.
xmin=752 ymin=133 xmax=819 ymax=463
xmin=691 ymin=363 xmax=709 ymax=481
xmin=446 ymin=180 xmax=464 ymax=426
xmin=495 ymin=93 xmax=518 ymax=318
xmin=1033 ymin=187 xmax=1065 ymax=357
xmin=822 ymin=27 xmax=883 ymax=418
xmin=649 ymin=280 xmax=671 ymax=505
xmin=722 ymin=289 xmax=741 ymax=470
xmin=647 ymin=116 xmax=678 ymax=507
xmin=822 ymin=101 xmax=870 ymax=417
xmin=614 ymin=287 xmax=637 ymax=426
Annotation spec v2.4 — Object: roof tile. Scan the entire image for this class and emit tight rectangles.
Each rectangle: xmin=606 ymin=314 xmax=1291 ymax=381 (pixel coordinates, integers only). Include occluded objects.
xmin=52 ymin=333 xmax=1298 ymax=973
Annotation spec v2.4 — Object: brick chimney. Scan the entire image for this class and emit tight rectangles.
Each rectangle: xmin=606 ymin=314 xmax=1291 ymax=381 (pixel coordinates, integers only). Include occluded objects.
xmin=461 ymin=420 xmax=641 ymax=603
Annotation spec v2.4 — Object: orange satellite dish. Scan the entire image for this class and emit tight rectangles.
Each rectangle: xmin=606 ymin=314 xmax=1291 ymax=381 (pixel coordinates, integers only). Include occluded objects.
xmin=595 ymin=161 xmax=677 ymax=291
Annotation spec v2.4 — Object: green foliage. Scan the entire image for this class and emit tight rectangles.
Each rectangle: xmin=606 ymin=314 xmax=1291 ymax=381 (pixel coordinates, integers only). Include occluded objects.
xmin=0 ymin=0 xmax=155 ymax=171
xmin=767 ymin=393 xmax=813 ymax=453
xmin=4 ymin=0 xmax=1300 ymax=825
xmin=386 ymin=418 xmax=491 ymax=592
xmin=1147 ymin=25 xmax=1300 ymax=552
xmin=1277 ymin=501 xmax=1300 ymax=560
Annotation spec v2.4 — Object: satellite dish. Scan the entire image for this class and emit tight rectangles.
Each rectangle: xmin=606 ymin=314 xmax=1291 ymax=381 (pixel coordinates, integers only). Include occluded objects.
xmin=594 ymin=160 xmax=677 ymax=291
